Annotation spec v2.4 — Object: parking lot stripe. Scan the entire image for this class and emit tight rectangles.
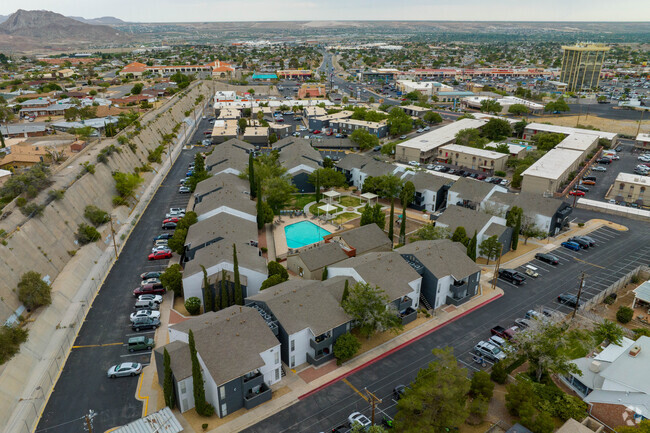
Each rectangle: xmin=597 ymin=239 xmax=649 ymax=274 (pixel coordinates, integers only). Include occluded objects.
xmin=572 ymin=257 xmax=606 ymax=269
xmin=342 ymin=378 xmax=368 ymax=402
xmin=120 ymin=352 xmax=152 ymax=358
xmin=72 ymin=342 xmax=123 ymax=349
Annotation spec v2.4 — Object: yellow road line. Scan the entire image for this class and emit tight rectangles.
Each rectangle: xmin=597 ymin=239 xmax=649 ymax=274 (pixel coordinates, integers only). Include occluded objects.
xmin=572 ymin=257 xmax=606 ymax=269
xmin=72 ymin=342 xmax=123 ymax=349
xmin=136 ymin=369 xmax=149 ymax=416
xmin=342 ymin=378 xmax=368 ymax=402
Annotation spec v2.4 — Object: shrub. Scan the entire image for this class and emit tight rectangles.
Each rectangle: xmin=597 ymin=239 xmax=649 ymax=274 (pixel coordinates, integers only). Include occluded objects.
xmin=260 ymin=274 xmax=285 ymax=290
xmin=467 ymin=397 xmax=489 ymax=425
xmin=112 ymin=196 xmax=127 ymax=207
xmin=48 ymin=189 xmax=65 ymax=200
xmin=603 ymin=294 xmax=616 ymax=305
xmin=202 ymin=424 xmax=208 ymax=431
xmin=82 ymin=162 xmax=95 ymax=174
xmin=185 ymin=297 xmax=201 ymax=315
xmin=267 ymin=261 xmax=288 ymax=281
xmin=631 ymin=274 xmax=640 ymax=284
xmin=76 ymin=223 xmax=101 ymax=245
xmin=0 ymin=325 xmax=29 ymax=365
xmin=616 ymin=306 xmax=634 ymax=323
xmin=16 ymin=197 xmax=27 ymax=207
xmin=20 ymin=203 xmax=45 ymax=217
xmin=578 ymin=222 xmax=585 ymax=227
xmin=17 ymin=271 xmax=51 ymax=310
xmin=470 ymin=370 xmax=494 ymax=399
xmin=84 ymin=205 xmax=110 ymax=227
xmin=161 ymin=264 xmax=183 ymax=297
xmin=333 ymin=332 xmax=361 ymax=365
xmin=147 ymin=145 xmax=165 ymax=163
xmin=490 ymin=360 xmax=508 ymax=384
xmin=494 ymin=170 xmax=506 ymax=177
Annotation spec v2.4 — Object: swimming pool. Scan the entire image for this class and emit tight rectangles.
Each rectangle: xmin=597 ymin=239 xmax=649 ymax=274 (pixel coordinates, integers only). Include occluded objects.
xmin=284 ymin=221 xmax=331 ymax=249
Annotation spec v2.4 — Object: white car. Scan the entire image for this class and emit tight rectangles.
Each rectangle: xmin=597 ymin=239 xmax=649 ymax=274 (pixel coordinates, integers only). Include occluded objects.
xmin=591 ymin=166 xmax=607 ymax=172
xmin=638 ymin=156 xmax=650 ymax=162
xmin=151 ymin=245 xmax=172 ymax=254
xmin=107 ymin=363 xmax=142 ymax=378
xmin=130 ymin=309 xmax=161 ymax=322
xmin=141 ymin=278 xmax=161 ymax=286
xmin=166 ymin=208 xmax=186 ymax=218
xmin=408 ymin=161 xmax=420 ymax=167
xmin=138 ymin=294 xmax=163 ymax=304
xmin=348 ymin=412 xmax=371 ymax=428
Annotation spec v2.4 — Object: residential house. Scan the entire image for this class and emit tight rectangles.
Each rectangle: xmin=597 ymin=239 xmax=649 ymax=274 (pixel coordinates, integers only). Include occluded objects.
xmin=154 ymin=306 xmax=282 ymax=416
xmin=205 ymin=139 xmax=255 ymax=175
xmin=521 ymin=148 xmax=584 ymax=195
xmin=303 ymin=106 xmax=328 ymax=119
xmin=192 ymin=182 xmax=256 ymax=223
xmin=184 ymin=212 xmax=257 ymax=262
xmin=19 ymin=103 xmax=75 ymax=119
xmin=0 ymin=138 xmax=77 ymax=171
xmin=211 ymin=120 xmax=239 ymax=144
xmin=397 ymin=240 xmax=481 ymax=309
xmin=286 ymin=242 xmax=350 ymax=279
xmin=268 ymin=122 xmax=294 ymax=139
xmin=308 ymin=110 xmax=353 ymax=131
xmin=243 ymin=127 xmax=269 ymax=145
xmin=523 ymin=123 xmax=618 ymax=147
xmin=0 ymin=124 xmax=47 ymax=138
xmin=398 ymin=105 xmax=432 ymax=118
xmin=335 ymin=153 xmax=404 ymax=190
xmin=438 ymin=144 xmax=509 ymax=174
xmin=400 ymin=171 xmax=453 ymax=212
xmin=447 ymin=177 xmax=507 ymax=210
xmin=563 ymin=337 xmax=650 ymax=428
xmin=328 ymin=251 xmax=422 ymax=324
xmin=330 ymin=118 xmax=388 ymax=138
xmin=193 ymin=172 xmax=250 ymax=206
xmin=245 ymin=277 xmax=353 ymax=368
xmin=325 ymin=224 xmax=393 ymax=256
xmin=435 ymin=205 xmax=512 ymax=258
xmin=273 ymin=138 xmax=323 ymax=192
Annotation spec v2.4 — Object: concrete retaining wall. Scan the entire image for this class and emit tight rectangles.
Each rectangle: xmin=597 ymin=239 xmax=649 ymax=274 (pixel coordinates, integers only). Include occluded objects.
xmin=0 ymin=80 xmax=213 ymax=433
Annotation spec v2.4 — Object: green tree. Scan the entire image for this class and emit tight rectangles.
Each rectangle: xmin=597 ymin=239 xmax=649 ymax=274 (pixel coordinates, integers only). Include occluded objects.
xmin=268 ymin=261 xmax=289 ymax=281
xmin=359 ymin=203 xmax=385 ymax=231
xmin=482 ymin=118 xmax=512 ymax=141
xmin=512 ymin=212 xmax=521 ymax=251
xmin=185 ymin=297 xmax=201 ymax=315
xmin=257 ymin=182 xmax=265 ymax=230
xmin=308 ymin=168 xmax=346 ymax=190
xmin=248 ymin=152 xmax=256 ymax=198
xmin=399 ymin=181 xmax=415 ymax=244
xmin=201 ymin=265 xmax=213 ymax=313
xmin=451 ymin=226 xmax=469 ymax=245
xmin=470 ymin=371 xmax=494 ymax=400
xmin=466 ymin=230 xmax=478 ymax=261
xmin=380 ymin=175 xmax=403 ymax=243
xmin=264 ymin=175 xmax=296 ymax=213
xmin=341 ymin=279 xmax=350 ymax=304
xmin=322 ymin=266 xmax=328 ymax=281
xmin=163 ymin=348 xmax=175 ymax=409
xmin=342 ymin=282 xmax=401 ymax=338
xmin=350 ymin=129 xmax=379 ymax=150
xmin=112 ymin=171 xmax=143 ymax=203
xmin=188 ymin=329 xmax=214 ymax=416
xmin=394 ymin=347 xmax=470 ymax=433
xmin=618 ymin=420 xmax=650 ymax=433
xmin=532 ymin=132 xmax=565 ymax=151
xmin=333 ymin=332 xmax=361 ymax=365
xmin=387 ymin=107 xmax=412 ymax=136
xmin=269 ymin=133 xmax=278 ymax=145
xmin=233 ymin=244 xmax=243 ymax=305
xmin=455 ymin=128 xmax=488 ymax=148
xmin=521 ymin=218 xmax=546 ymax=244
xmin=17 ymin=271 xmax=51 ymax=310
xmin=410 ymin=224 xmax=451 ymax=242
xmin=617 ymin=306 xmax=634 ymax=324
xmin=388 ymin=200 xmax=395 ymax=242
xmin=531 ymin=411 xmax=555 ymax=433
xmin=161 ymin=264 xmax=183 ymax=297
xmin=220 ymin=270 xmax=229 ymax=309
xmin=238 ymin=118 xmax=247 ymax=134
xmin=479 ymin=235 xmax=501 ymax=264
xmin=480 ymin=99 xmax=502 ymax=114
xmin=468 ymin=397 xmax=489 ymax=425
xmin=424 ymin=111 xmax=442 ymax=124
xmin=131 ymin=83 xmax=143 ymax=95
xmin=508 ymin=104 xmax=530 ymax=116
xmin=76 ymin=223 xmax=101 ymax=244
xmin=592 ymin=319 xmax=624 ymax=346
xmin=261 ymin=274 xmax=286 ymax=290
xmin=513 ymin=119 xmax=528 ymax=138
xmin=84 ymin=205 xmax=110 ymax=227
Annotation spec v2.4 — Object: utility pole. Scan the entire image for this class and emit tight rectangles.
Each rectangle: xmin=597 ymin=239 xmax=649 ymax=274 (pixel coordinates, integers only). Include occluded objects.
xmin=636 ymin=109 xmax=645 ymax=138
xmin=572 ymin=272 xmax=586 ymax=319
xmin=84 ymin=409 xmax=96 ymax=433
xmin=109 ymin=217 xmax=118 ymax=258
xmin=364 ymin=388 xmax=382 ymax=426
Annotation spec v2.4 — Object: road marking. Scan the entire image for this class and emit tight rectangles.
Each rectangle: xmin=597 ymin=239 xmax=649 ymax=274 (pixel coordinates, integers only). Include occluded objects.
xmin=571 ymin=257 xmax=606 ymax=269
xmin=342 ymin=378 xmax=368 ymax=402
xmin=72 ymin=342 xmax=123 ymax=349
xmin=120 ymin=352 xmax=152 ymax=358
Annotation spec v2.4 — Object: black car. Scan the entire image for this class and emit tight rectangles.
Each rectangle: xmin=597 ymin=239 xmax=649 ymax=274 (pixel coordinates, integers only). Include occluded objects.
xmin=393 ymin=385 xmax=407 ymax=400
xmin=439 ymin=166 xmax=450 ymax=173
xmin=575 ymin=185 xmax=590 ymax=192
xmin=569 ymin=237 xmax=590 ymax=249
xmin=597 ymin=158 xmax=612 ymax=164
xmin=154 ymin=233 xmax=173 ymax=241
xmin=557 ymin=293 xmax=582 ymax=308
xmin=140 ymin=271 xmax=162 ymax=280
xmin=498 ymin=269 xmax=526 ymax=285
xmin=615 ymin=145 xmax=623 ymax=152
xmin=161 ymin=222 xmax=177 ymax=230
xmin=583 ymin=175 xmax=597 ymax=182
xmin=132 ymin=318 xmax=161 ymax=332
xmin=535 ymin=253 xmax=559 ymax=265
xmin=575 ymin=235 xmax=595 ymax=247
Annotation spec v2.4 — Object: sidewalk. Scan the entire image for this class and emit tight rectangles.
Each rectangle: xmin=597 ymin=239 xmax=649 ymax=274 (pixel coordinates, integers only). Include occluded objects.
xmin=135 ymin=282 xmax=503 ymax=433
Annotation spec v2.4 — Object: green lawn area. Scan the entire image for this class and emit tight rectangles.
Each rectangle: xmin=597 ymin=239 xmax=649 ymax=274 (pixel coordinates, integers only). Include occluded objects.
xmin=333 ymin=212 xmax=360 ymax=224
xmin=288 ymin=193 xmax=317 ymax=210
xmin=309 ymin=202 xmax=341 ymax=216
xmin=339 ymin=196 xmax=361 ymax=207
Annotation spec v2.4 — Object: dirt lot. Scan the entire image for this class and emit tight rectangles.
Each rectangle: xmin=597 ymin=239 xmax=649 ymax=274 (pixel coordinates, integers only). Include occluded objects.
xmin=539 ymin=115 xmax=650 ymax=137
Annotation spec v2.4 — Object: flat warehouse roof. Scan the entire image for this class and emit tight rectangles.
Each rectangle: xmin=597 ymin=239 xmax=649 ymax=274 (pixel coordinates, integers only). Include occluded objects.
xmin=525 ymin=123 xmax=617 ymax=140
xmin=522 ymin=148 xmax=583 ymax=180
xmin=398 ymin=118 xmax=487 ymax=152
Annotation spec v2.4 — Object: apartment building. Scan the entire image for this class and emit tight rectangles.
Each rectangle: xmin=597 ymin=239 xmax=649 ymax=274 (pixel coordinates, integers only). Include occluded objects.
xmin=438 ymin=144 xmax=509 ymax=173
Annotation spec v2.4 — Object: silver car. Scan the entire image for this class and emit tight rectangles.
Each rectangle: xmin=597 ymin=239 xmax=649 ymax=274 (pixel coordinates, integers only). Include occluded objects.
xmin=107 ymin=363 xmax=142 ymax=378
xmin=130 ymin=309 xmax=161 ymax=322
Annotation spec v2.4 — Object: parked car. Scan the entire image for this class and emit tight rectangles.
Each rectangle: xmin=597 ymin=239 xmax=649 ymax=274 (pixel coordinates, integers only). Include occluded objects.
xmin=166 ymin=208 xmax=185 ymax=218
xmin=153 ymin=239 xmax=168 ymax=248
xmin=569 ymin=190 xmax=585 ymax=197
xmin=153 ymin=234 xmax=173 ymax=242
xmin=141 ymin=278 xmax=161 ymax=286
xmin=514 ymin=318 xmax=534 ymax=329
xmin=137 ymin=294 xmax=163 ymax=304
xmin=140 ymin=271 xmax=162 ymax=280
xmin=597 ymin=158 xmax=612 ymax=164
xmin=561 ymin=241 xmax=581 ymax=251
xmin=107 ymin=363 xmax=143 ymax=378
xmin=568 ymin=237 xmax=590 ymax=249
xmin=498 ymin=269 xmax=526 ymax=285
xmin=130 ymin=309 xmax=161 ymax=322
xmin=575 ymin=185 xmax=590 ymax=193
xmin=579 ymin=235 xmax=596 ymax=246
xmin=348 ymin=412 xmax=371 ymax=428
xmin=581 ymin=180 xmax=596 ymax=186
xmin=473 ymin=341 xmax=506 ymax=362
xmin=591 ymin=166 xmax=607 ymax=172
xmin=151 ymin=245 xmax=172 ymax=254
xmin=131 ymin=318 xmax=161 ymax=332
xmin=408 ymin=161 xmax=420 ymax=167
xmin=127 ymin=336 xmax=155 ymax=352
xmin=399 ymin=135 xmax=407 ymax=139
xmin=490 ymin=326 xmax=518 ymax=341
xmin=393 ymin=385 xmax=407 ymax=400
xmin=557 ymin=293 xmax=583 ymax=308
xmin=163 ymin=217 xmax=180 ymax=225
xmin=148 ymin=250 xmax=172 ymax=260
xmin=489 ymin=335 xmax=511 ymax=353
xmin=535 ymin=253 xmax=559 ymax=265
xmin=161 ymin=222 xmax=177 ymax=230
xmin=178 ymin=186 xmax=191 ymax=194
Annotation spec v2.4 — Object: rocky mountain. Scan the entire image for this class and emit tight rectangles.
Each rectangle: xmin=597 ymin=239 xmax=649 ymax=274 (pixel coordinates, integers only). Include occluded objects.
xmin=69 ymin=16 xmax=125 ymax=25
xmin=0 ymin=15 xmax=8 ymax=24
xmin=0 ymin=9 xmax=121 ymax=40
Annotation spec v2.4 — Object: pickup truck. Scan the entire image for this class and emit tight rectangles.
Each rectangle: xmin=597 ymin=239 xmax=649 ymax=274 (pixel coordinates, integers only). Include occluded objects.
xmin=490 ymin=325 xmax=517 ymax=341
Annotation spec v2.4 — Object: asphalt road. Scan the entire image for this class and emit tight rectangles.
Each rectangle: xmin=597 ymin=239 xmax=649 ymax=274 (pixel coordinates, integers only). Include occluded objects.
xmin=244 ymin=208 xmax=650 ymax=433
xmin=35 ymin=117 xmax=210 ymax=433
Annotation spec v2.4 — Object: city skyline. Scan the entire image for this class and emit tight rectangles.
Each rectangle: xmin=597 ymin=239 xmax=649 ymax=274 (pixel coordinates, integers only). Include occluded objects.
xmin=1 ymin=0 xmax=649 ymax=23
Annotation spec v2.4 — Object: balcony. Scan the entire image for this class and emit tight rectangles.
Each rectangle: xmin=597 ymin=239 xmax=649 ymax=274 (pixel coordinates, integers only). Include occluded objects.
xmin=242 ymin=370 xmax=264 ymax=393
xmin=450 ymin=280 xmax=469 ymax=300
xmin=310 ymin=333 xmax=333 ymax=352
xmin=307 ymin=349 xmax=334 ymax=366
xmin=399 ymin=307 xmax=417 ymax=325
xmin=244 ymin=383 xmax=272 ymax=410
xmin=397 ymin=295 xmax=413 ymax=312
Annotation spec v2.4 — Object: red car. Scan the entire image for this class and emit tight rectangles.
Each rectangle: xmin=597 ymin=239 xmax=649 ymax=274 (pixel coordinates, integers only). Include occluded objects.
xmin=148 ymin=250 xmax=172 ymax=260
xmin=312 ymin=130 xmax=321 ymax=134
xmin=162 ymin=217 xmax=180 ymax=225
xmin=133 ymin=285 xmax=166 ymax=297
xmin=569 ymin=190 xmax=585 ymax=196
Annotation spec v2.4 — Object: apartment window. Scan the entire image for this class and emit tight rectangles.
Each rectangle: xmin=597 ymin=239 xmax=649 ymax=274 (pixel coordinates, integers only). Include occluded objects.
xmin=275 ymin=368 xmax=280 ymax=381
xmin=221 ymin=403 xmax=227 ymax=417
xmin=180 ymin=381 xmax=186 ymax=394
xmin=290 ymin=339 xmax=295 ymax=352
xmin=274 ymin=351 xmax=280 ymax=364
xmin=619 ymin=183 xmax=625 ymax=190
xmin=290 ymin=355 xmax=295 ymax=368
xmin=219 ymin=386 xmax=226 ymax=400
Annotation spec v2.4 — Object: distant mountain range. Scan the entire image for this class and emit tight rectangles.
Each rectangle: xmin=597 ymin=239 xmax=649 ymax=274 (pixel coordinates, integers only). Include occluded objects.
xmin=68 ymin=16 xmax=125 ymax=25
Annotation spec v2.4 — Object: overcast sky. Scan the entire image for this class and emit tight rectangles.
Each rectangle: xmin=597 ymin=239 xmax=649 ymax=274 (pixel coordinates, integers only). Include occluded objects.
xmin=1 ymin=0 xmax=648 ymax=22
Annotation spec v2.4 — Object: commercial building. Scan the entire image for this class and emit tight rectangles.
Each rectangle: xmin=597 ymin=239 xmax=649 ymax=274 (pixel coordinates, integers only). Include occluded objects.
xmin=298 ymin=84 xmax=326 ymax=99
xmin=523 ymin=123 xmax=618 ymax=146
xmin=308 ymin=110 xmax=353 ymax=131
xmin=606 ymin=173 xmax=650 ymax=207
xmin=636 ymin=133 xmax=650 ymax=151
xmin=396 ymin=118 xmax=487 ymax=163
xmin=277 ymin=70 xmax=312 ymax=80
xmin=560 ymin=43 xmax=610 ymax=92
xmin=438 ymin=144 xmax=509 ymax=173
xmin=395 ymin=80 xmax=452 ymax=96
xmin=119 ymin=60 xmax=234 ymax=78
xmin=329 ymin=118 xmax=388 ymax=138
xmin=155 ymin=306 xmax=281 ymax=416
xmin=461 ymin=96 xmax=544 ymax=114
xmin=521 ymin=148 xmax=583 ymax=195
xmin=251 ymin=72 xmax=278 ymax=81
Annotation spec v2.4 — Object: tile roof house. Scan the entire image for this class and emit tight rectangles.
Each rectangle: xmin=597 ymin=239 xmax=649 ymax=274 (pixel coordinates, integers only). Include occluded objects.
xmin=246 ymin=277 xmax=354 ymax=367
xmin=562 ymin=336 xmax=650 ymax=428
xmin=397 ymin=240 xmax=481 ymax=309
xmin=155 ymin=306 xmax=282 ymax=416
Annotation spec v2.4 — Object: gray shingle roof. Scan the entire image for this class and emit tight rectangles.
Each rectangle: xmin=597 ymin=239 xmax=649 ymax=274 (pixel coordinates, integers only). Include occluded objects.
xmin=402 ymin=171 xmax=452 ymax=192
xmin=337 ymin=224 xmax=392 ymax=255
xmin=194 ymin=172 xmax=249 ymax=198
xmin=155 ymin=340 xmax=192 ymax=380
xmin=396 ymin=239 xmax=480 ymax=280
xmin=247 ymin=279 xmax=351 ymax=336
xmin=489 ymin=191 xmax=567 ymax=218
xmin=336 ymin=153 xmax=397 ymax=178
xmin=184 ymin=239 xmax=266 ymax=278
xmin=436 ymin=205 xmax=493 ymax=236
xmin=185 ymin=212 xmax=257 ymax=250
xmin=484 ymin=222 xmax=508 ymax=238
xmin=449 ymin=177 xmax=496 ymax=203
xmin=274 ymin=138 xmax=323 ymax=171
xmin=205 ymin=138 xmax=255 ymax=174
xmin=294 ymin=242 xmax=349 ymax=271
xmin=170 ymin=306 xmax=280 ymax=386
xmin=193 ymin=183 xmax=256 ymax=218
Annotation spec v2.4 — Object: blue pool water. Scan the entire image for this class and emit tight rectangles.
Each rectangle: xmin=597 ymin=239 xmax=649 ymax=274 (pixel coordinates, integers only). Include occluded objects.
xmin=284 ymin=221 xmax=331 ymax=249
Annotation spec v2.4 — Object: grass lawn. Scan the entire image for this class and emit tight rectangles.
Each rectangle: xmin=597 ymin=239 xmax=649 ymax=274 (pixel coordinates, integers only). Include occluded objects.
xmin=339 ymin=196 xmax=361 ymax=207
xmin=333 ymin=212 xmax=360 ymax=224
xmin=309 ymin=202 xmax=341 ymax=216
xmin=289 ymin=193 xmax=317 ymax=210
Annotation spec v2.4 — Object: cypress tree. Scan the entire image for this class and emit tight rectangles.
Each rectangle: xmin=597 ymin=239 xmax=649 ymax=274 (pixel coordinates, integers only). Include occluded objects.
xmin=388 ymin=199 xmax=395 ymax=242
xmin=163 ymin=348 xmax=175 ymax=409
xmin=200 ymin=265 xmax=213 ymax=313
xmin=233 ymin=243 xmax=243 ymax=305
xmin=214 ymin=274 xmax=222 ymax=311
xmin=341 ymin=279 xmax=350 ymax=305
xmin=220 ymin=269 xmax=229 ymax=309
xmin=322 ymin=266 xmax=328 ymax=281
xmin=249 ymin=152 xmax=256 ymax=198
xmin=467 ymin=230 xmax=478 ymax=262
xmin=256 ymin=182 xmax=264 ymax=230
xmin=512 ymin=213 xmax=521 ymax=251
xmin=189 ymin=329 xmax=213 ymax=416
xmin=399 ymin=206 xmax=406 ymax=245
xmin=315 ymin=171 xmax=321 ymax=202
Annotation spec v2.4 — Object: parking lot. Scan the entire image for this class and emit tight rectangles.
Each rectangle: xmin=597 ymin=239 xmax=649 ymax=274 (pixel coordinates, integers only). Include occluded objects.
xmin=244 ymin=211 xmax=650 ymax=433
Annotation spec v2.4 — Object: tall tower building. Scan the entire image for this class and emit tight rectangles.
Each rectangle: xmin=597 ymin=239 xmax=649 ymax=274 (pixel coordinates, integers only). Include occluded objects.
xmin=560 ymin=43 xmax=610 ymax=92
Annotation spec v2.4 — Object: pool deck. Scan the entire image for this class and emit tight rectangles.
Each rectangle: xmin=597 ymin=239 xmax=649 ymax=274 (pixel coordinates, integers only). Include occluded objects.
xmin=273 ymin=215 xmax=339 ymax=259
